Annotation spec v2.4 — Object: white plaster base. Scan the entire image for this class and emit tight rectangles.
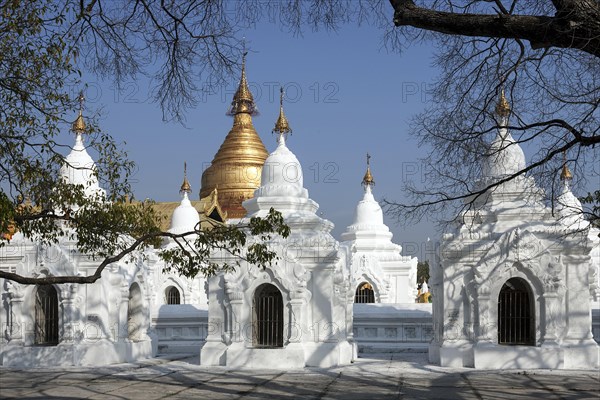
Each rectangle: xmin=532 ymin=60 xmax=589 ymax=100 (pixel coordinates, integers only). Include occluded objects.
xmin=428 ymin=341 xmax=440 ymax=364
xmin=437 ymin=340 xmax=472 ymax=368
xmin=473 ymin=344 xmax=563 ymax=369
xmin=0 ymin=339 xmax=154 ymax=368
xmin=200 ymin=340 xmax=354 ymax=368
xmin=303 ymin=341 xmax=355 ymax=367
xmin=561 ymin=339 xmax=600 ymax=369
xmin=199 ymin=340 xmax=227 ymax=366
xmin=225 ymin=343 xmax=306 ymax=369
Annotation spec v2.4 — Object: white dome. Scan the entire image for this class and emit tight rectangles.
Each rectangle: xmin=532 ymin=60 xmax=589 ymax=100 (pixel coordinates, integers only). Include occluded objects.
xmin=258 ymin=135 xmax=304 ymax=197
xmin=169 ymin=193 xmax=200 ymax=234
xmin=59 ymin=133 xmax=105 ymax=198
xmin=353 ymin=186 xmax=384 ymax=226
xmin=341 ymin=184 xmax=394 ymax=244
xmin=556 ymin=181 xmax=586 ymax=229
xmin=484 ymin=127 xmax=526 ymax=179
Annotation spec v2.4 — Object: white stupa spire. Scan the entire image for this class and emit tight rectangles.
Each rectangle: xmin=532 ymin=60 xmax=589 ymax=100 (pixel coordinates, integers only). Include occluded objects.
xmin=249 ymin=87 xmax=306 ymax=202
xmin=243 ymin=88 xmax=331 ymax=239
xmin=483 ymin=89 xmax=526 ymax=179
xmin=341 ymin=154 xmax=392 ymax=242
xmin=556 ymin=157 xmax=586 ymax=230
xmin=59 ymin=92 xmax=105 ymax=199
xmin=340 ymin=154 xmax=418 ymax=303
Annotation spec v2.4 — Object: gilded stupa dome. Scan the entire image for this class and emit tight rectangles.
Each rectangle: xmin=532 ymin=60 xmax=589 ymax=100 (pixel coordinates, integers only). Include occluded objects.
xmin=199 ymin=54 xmax=269 ymax=219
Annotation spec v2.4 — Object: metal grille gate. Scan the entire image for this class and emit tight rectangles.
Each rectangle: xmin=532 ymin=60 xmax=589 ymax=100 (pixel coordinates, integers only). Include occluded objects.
xmin=498 ymin=278 xmax=534 ymax=345
xmin=253 ymin=284 xmax=283 ymax=347
xmin=35 ymin=285 xmax=59 ymax=345
xmin=166 ymin=286 xmax=181 ymax=304
xmin=355 ymin=282 xmax=375 ymax=304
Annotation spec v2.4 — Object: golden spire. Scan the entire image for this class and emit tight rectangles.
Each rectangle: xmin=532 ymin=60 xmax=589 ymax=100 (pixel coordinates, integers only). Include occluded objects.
xmin=72 ymin=91 xmax=86 ymax=133
xmin=495 ymin=88 xmax=511 ymax=118
xmin=560 ymin=152 xmax=573 ymax=181
xmin=227 ymin=51 xmax=258 ymax=116
xmin=273 ymin=87 xmax=292 ymax=136
xmin=200 ymin=48 xmax=269 ymax=219
xmin=180 ymin=161 xmax=192 ymax=194
xmin=362 ymin=153 xmax=375 ymax=188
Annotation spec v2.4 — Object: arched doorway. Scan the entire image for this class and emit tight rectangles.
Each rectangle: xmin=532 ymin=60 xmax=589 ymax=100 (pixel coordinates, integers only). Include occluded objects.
xmin=165 ymin=286 xmax=181 ymax=305
xmin=253 ymin=284 xmax=284 ymax=347
xmin=497 ymin=278 xmax=535 ymax=345
xmin=34 ymin=285 xmax=59 ymax=345
xmin=127 ymin=283 xmax=143 ymax=341
xmin=355 ymin=282 xmax=375 ymax=303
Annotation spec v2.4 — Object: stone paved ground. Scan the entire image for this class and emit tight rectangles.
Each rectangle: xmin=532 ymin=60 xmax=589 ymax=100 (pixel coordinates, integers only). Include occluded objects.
xmin=1 ymin=353 xmax=599 ymax=399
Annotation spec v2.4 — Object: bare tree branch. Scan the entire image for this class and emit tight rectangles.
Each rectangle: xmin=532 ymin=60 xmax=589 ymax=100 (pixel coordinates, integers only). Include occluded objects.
xmin=390 ymin=0 xmax=600 ymax=57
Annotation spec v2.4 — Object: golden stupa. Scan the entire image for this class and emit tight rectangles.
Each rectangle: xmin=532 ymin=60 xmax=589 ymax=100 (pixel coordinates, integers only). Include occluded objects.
xmin=199 ymin=54 xmax=269 ymax=218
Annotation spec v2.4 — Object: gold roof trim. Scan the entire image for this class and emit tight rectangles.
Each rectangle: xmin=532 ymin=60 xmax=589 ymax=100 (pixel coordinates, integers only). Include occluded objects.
xmin=203 ymin=187 xmax=227 ymax=221
xmin=273 ymin=87 xmax=292 ymax=135
xmin=362 ymin=153 xmax=375 ymax=187
xmin=495 ymin=88 xmax=511 ymax=117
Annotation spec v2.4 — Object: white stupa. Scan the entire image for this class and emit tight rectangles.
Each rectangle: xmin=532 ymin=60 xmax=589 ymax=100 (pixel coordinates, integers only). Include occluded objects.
xmin=430 ymin=88 xmax=599 ymax=370
xmin=556 ymin=162 xmax=587 ymax=231
xmin=0 ymin=96 xmax=154 ymax=368
xmin=59 ymin=93 xmax=106 ymax=200
xmin=201 ymin=88 xmax=355 ymax=368
xmin=169 ymin=163 xmax=200 ymax=235
xmin=482 ymin=90 xmax=526 ymax=180
xmin=340 ymin=155 xmax=417 ymax=303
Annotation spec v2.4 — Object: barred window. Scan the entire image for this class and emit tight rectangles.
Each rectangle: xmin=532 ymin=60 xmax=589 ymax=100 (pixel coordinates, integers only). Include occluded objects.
xmin=166 ymin=286 xmax=181 ymax=305
xmin=498 ymin=278 xmax=535 ymax=345
xmin=253 ymin=284 xmax=283 ymax=348
xmin=355 ymin=282 xmax=375 ymax=304
xmin=34 ymin=285 xmax=59 ymax=345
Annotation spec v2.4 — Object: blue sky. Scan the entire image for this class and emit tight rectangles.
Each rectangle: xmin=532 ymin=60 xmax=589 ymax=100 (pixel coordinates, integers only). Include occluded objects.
xmin=64 ymin=22 xmax=446 ymax=261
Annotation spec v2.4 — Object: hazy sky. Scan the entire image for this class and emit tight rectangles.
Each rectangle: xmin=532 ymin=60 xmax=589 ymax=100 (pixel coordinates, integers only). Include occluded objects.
xmin=64 ymin=22 xmax=449 ymax=262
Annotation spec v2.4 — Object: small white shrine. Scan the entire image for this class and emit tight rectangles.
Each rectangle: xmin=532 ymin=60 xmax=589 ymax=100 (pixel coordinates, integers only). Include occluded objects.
xmin=147 ymin=167 xmax=211 ymax=355
xmin=0 ymin=103 xmax=155 ymax=367
xmin=200 ymin=90 xmax=355 ymax=368
xmin=340 ymin=156 xmax=417 ymax=304
xmin=429 ymin=91 xmax=600 ymax=369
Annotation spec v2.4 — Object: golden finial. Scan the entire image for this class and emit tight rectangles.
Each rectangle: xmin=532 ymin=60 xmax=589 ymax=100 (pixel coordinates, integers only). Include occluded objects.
xmin=180 ymin=161 xmax=192 ymax=194
xmin=72 ymin=91 xmax=86 ymax=133
xmin=273 ymin=87 xmax=292 ymax=136
xmin=560 ymin=152 xmax=573 ymax=181
xmin=495 ymin=88 xmax=511 ymax=117
xmin=362 ymin=153 xmax=375 ymax=188
xmin=227 ymin=48 xmax=258 ymax=116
